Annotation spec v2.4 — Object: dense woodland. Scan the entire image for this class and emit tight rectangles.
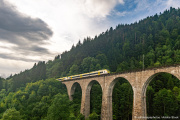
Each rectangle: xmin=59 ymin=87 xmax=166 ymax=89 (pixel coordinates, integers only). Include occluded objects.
xmin=0 ymin=7 xmax=180 ymax=119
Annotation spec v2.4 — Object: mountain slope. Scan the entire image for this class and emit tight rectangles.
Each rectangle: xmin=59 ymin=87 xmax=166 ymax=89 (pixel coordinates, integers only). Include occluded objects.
xmin=3 ymin=7 xmax=180 ymax=92
xmin=46 ymin=7 xmax=180 ymax=78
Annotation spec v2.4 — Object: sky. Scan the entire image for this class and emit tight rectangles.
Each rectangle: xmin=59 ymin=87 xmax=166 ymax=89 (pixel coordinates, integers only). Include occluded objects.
xmin=0 ymin=0 xmax=180 ymax=78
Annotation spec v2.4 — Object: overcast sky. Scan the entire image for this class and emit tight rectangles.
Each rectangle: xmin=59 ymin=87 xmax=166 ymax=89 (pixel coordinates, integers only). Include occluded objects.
xmin=0 ymin=0 xmax=180 ymax=78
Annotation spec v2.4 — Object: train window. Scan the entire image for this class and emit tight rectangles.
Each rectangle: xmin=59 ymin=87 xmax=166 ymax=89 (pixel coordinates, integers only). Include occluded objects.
xmin=83 ymin=74 xmax=88 ymax=77
xmin=72 ymin=76 xmax=80 ymax=79
xmin=90 ymin=73 xmax=98 ymax=76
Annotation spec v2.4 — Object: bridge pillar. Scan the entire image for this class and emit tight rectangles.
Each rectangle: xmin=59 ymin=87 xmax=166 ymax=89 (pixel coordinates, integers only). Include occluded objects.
xmin=62 ymin=82 xmax=73 ymax=100
xmin=80 ymin=86 xmax=90 ymax=119
xmin=101 ymin=87 xmax=112 ymax=120
xmin=132 ymin=86 xmax=145 ymax=120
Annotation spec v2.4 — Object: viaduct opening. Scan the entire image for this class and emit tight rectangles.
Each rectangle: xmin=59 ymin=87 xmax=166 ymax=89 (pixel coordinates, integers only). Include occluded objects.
xmin=61 ymin=65 xmax=180 ymax=120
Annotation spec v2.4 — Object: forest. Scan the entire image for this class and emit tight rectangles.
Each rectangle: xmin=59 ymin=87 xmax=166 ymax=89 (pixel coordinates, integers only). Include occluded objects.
xmin=0 ymin=7 xmax=179 ymax=120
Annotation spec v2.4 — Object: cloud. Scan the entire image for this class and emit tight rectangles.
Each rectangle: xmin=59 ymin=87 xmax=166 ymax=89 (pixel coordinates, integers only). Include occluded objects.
xmin=0 ymin=0 xmax=53 ymax=39
xmin=115 ymin=11 xmax=128 ymax=16
xmin=167 ymin=0 xmax=180 ymax=8
xmin=79 ymin=0 xmax=125 ymax=18
xmin=0 ymin=58 xmax=35 ymax=78
xmin=118 ymin=0 xmax=124 ymax=4
xmin=0 ymin=53 xmax=38 ymax=62
xmin=5 ymin=0 xmax=125 ymax=50
xmin=0 ymin=0 xmax=53 ymax=61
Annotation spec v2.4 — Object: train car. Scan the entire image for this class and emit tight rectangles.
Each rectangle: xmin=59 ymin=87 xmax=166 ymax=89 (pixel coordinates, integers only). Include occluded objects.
xmin=57 ymin=77 xmax=68 ymax=81
xmin=57 ymin=69 xmax=110 ymax=81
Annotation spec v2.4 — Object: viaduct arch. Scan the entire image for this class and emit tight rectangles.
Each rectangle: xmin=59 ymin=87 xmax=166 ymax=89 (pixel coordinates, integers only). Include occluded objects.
xmin=70 ymin=82 xmax=82 ymax=101
xmin=61 ymin=65 xmax=180 ymax=120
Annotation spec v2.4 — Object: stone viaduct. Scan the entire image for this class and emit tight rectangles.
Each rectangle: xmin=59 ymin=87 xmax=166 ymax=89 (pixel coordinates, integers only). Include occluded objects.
xmin=61 ymin=65 xmax=180 ymax=120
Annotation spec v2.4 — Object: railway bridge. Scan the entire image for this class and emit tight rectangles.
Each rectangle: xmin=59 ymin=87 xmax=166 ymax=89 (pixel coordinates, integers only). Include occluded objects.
xmin=61 ymin=65 xmax=180 ymax=120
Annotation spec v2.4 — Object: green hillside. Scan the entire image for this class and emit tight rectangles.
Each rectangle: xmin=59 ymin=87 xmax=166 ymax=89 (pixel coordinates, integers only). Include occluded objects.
xmin=0 ymin=7 xmax=179 ymax=120
xmin=46 ymin=7 xmax=180 ymax=78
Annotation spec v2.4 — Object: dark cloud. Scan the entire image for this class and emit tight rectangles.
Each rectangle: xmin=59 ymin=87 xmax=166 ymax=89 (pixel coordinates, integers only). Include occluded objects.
xmin=0 ymin=53 xmax=39 ymax=62
xmin=0 ymin=0 xmax=53 ymax=41
xmin=12 ymin=45 xmax=50 ymax=55
xmin=0 ymin=0 xmax=53 ymax=61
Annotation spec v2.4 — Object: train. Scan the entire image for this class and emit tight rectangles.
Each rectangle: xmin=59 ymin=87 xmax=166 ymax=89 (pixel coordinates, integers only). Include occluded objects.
xmin=57 ymin=69 xmax=110 ymax=81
